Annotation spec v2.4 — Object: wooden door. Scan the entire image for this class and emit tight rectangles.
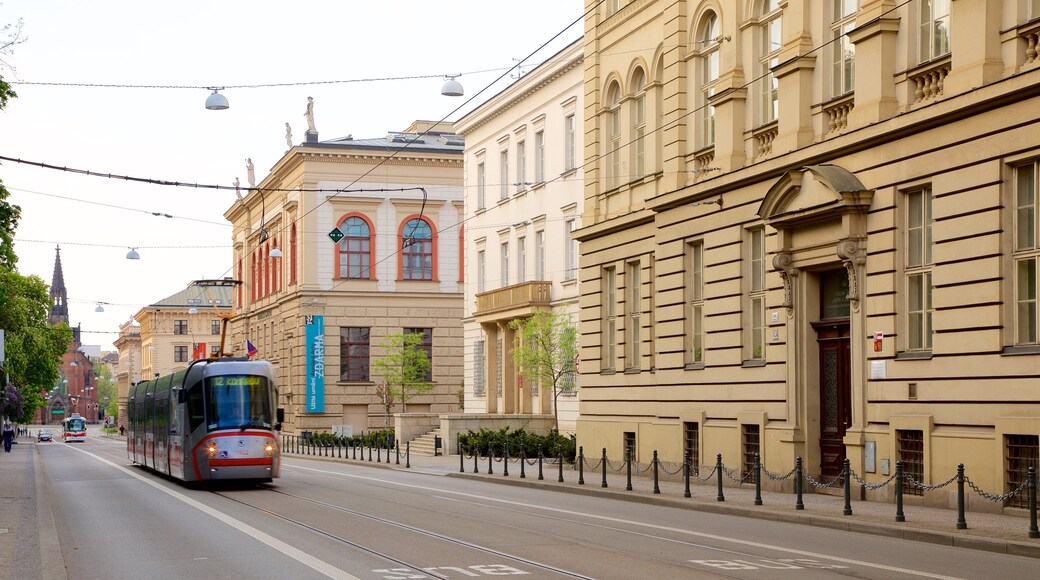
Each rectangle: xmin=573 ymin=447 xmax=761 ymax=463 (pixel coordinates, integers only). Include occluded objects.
xmin=814 ymin=320 xmax=851 ymax=478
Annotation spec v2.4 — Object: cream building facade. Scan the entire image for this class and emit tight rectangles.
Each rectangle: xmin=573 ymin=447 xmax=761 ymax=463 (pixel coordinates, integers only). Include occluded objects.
xmin=456 ymin=40 xmax=585 ymax=433
xmin=224 ymin=121 xmax=465 ymax=436
xmin=577 ymin=0 xmax=1040 ymax=506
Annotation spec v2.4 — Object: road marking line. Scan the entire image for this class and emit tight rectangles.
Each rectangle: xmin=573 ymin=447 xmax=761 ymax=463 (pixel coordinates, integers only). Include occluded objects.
xmin=285 ymin=463 xmax=963 ymax=580
xmin=65 ymin=446 xmax=358 ymax=580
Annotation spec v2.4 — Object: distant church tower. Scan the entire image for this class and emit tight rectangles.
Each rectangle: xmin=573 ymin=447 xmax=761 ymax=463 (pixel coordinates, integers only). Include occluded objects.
xmin=49 ymin=244 xmax=69 ymax=326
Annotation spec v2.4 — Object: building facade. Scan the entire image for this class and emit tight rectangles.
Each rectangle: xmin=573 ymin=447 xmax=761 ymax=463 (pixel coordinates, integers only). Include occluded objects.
xmin=224 ymin=121 xmax=465 ymax=436
xmin=133 ymin=284 xmax=234 ymax=378
xmin=456 ymin=40 xmax=585 ymax=433
xmin=576 ymin=0 xmax=1040 ymax=504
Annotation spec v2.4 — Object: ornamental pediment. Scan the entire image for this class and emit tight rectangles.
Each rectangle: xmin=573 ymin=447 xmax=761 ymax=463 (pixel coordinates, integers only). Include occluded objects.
xmin=758 ymin=164 xmax=873 ymax=226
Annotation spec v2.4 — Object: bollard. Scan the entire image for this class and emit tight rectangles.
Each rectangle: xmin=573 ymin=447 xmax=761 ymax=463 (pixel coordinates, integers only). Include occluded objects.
xmin=754 ymin=453 xmax=762 ymax=506
xmin=684 ymin=450 xmax=691 ymax=498
xmin=352 ymin=440 xmax=357 ymax=460
xmin=602 ymin=448 xmax=608 ymax=489
xmin=459 ymin=436 xmax=465 ymax=473
xmin=716 ymin=453 xmax=725 ymax=502
xmin=504 ymin=443 xmax=510 ymax=477
xmin=558 ymin=448 xmax=564 ymax=483
xmin=386 ymin=440 xmax=391 ymax=464
xmin=406 ymin=441 xmax=410 ymax=469
xmin=538 ymin=447 xmax=544 ymax=481
xmin=652 ymin=450 xmax=660 ymax=495
xmin=1028 ymin=467 xmax=1038 ymax=539
xmin=377 ymin=442 xmax=381 ymax=463
xmin=843 ymin=458 xmax=853 ymax=516
xmin=578 ymin=446 xmax=584 ymax=485
xmin=956 ymin=464 xmax=967 ymax=529
xmin=520 ymin=448 xmax=526 ymax=479
xmin=626 ymin=447 xmax=633 ymax=491
xmin=368 ymin=442 xmax=373 ymax=462
xmin=488 ymin=442 xmax=494 ymax=475
xmin=473 ymin=445 xmax=479 ymax=474
xmin=895 ymin=460 xmax=905 ymax=522
xmin=795 ymin=456 xmax=804 ymax=510
xmin=395 ymin=439 xmax=400 ymax=465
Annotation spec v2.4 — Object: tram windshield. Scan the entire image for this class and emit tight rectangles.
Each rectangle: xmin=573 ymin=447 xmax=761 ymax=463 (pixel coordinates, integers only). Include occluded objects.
xmin=205 ymin=375 xmax=272 ymax=431
xmin=65 ymin=417 xmax=86 ymax=432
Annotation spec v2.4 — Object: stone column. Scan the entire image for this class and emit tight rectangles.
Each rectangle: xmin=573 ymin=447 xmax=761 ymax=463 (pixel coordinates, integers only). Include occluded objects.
xmin=944 ymin=0 xmax=1003 ymax=95
xmin=847 ymin=16 xmax=900 ymax=127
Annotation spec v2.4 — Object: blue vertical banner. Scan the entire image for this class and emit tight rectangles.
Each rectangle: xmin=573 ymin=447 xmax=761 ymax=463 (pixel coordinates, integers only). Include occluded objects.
xmin=304 ymin=315 xmax=325 ymax=413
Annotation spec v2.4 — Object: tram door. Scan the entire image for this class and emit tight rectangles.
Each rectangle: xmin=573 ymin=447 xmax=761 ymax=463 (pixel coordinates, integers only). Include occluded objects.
xmin=814 ymin=269 xmax=852 ymax=479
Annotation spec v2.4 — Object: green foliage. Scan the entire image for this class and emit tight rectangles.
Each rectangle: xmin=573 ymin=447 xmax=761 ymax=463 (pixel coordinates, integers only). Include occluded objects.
xmin=457 ymin=427 xmax=576 ymax=462
xmin=372 ymin=331 xmax=434 ymax=413
xmin=508 ymin=310 xmax=578 ymax=431
xmin=93 ymin=363 xmax=118 ymax=418
xmin=304 ymin=428 xmax=395 ymax=449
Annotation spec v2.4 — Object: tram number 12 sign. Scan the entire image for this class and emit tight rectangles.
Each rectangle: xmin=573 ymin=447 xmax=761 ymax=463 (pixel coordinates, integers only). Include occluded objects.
xmin=305 ymin=315 xmax=326 ymax=413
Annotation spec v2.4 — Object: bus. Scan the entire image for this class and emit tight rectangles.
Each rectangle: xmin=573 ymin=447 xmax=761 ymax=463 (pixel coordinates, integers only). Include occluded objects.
xmin=63 ymin=413 xmax=87 ymax=442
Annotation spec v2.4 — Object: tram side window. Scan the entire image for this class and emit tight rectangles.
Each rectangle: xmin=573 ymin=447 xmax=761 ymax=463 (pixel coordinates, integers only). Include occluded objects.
xmin=186 ymin=384 xmax=205 ymax=432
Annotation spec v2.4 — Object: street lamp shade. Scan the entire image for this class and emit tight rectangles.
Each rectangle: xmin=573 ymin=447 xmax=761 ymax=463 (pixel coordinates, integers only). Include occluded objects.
xmin=126 ymin=247 xmax=140 ymax=260
xmin=95 ymin=303 xmax=104 ymax=313
xmin=205 ymin=88 xmax=229 ymax=110
xmin=441 ymin=75 xmax=464 ymax=97
xmin=270 ymin=245 xmax=283 ymax=258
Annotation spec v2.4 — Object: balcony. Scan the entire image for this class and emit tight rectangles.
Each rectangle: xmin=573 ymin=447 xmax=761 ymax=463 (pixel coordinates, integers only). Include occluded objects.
xmin=475 ymin=281 xmax=552 ymax=322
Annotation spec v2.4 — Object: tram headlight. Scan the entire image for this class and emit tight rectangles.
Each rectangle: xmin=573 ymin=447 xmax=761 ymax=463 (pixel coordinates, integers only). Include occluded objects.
xmin=265 ymin=443 xmax=275 ymax=456
xmin=207 ymin=443 xmax=217 ymax=457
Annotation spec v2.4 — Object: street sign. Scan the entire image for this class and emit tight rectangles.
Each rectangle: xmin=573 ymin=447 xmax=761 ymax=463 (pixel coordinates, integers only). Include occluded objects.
xmin=328 ymin=228 xmax=344 ymax=243
xmin=51 ymin=409 xmax=65 ymax=415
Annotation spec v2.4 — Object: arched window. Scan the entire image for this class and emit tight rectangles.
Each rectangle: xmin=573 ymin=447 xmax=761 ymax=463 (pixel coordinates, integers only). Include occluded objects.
xmin=400 ymin=217 xmax=435 ymax=281
xmin=251 ymin=252 xmax=257 ymax=302
xmin=654 ymin=57 xmax=664 ymax=173
xmin=631 ymin=68 xmax=646 ymax=178
xmin=289 ymin=222 xmax=297 ymax=285
xmin=237 ymin=258 xmax=243 ymax=307
xmin=338 ymin=214 xmax=374 ymax=280
xmin=699 ymin=12 xmax=721 ymax=147
xmin=458 ymin=226 xmax=465 ymax=283
xmin=273 ymin=235 xmax=280 ymax=293
xmin=606 ymin=82 xmax=622 ymax=188
xmin=758 ymin=0 xmax=782 ymax=125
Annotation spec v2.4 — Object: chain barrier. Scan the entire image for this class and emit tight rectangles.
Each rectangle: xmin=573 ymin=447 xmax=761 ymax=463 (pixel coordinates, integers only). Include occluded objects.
xmin=583 ymin=457 xmax=604 ymax=470
xmin=966 ymin=477 xmax=1029 ymax=503
xmin=692 ymin=465 xmax=717 ymax=481
xmin=631 ymin=460 xmax=653 ymax=474
xmin=659 ymin=461 xmax=687 ymax=476
xmin=524 ymin=455 xmax=540 ymax=466
xmin=762 ymin=465 xmax=798 ymax=482
xmin=721 ymin=464 xmax=755 ymax=484
xmin=904 ymin=472 xmax=958 ymax=491
xmin=848 ymin=468 xmax=898 ymax=490
xmin=805 ymin=472 xmax=845 ymax=489
xmin=605 ymin=458 xmax=627 ymax=473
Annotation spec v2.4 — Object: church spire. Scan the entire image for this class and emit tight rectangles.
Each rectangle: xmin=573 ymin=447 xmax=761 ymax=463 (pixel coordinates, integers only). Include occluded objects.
xmin=49 ymin=244 xmax=69 ymax=326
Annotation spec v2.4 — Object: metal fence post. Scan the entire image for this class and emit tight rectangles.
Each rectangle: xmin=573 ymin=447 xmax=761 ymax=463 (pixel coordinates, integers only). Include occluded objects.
xmin=520 ymin=447 xmax=526 ymax=479
xmin=1028 ymin=466 xmax=1038 ymax=539
xmin=625 ymin=447 xmax=633 ymax=491
xmin=504 ymin=443 xmax=510 ymax=477
xmin=601 ymin=448 xmax=608 ymax=489
xmin=895 ymin=460 xmax=905 ymax=522
xmin=395 ymin=439 xmax=400 ymax=465
xmin=716 ymin=453 xmax=725 ymax=502
xmin=684 ymin=450 xmax=691 ymax=498
xmin=488 ymin=442 xmax=494 ymax=475
xmin=377 ymin=441 xmax=381 ymax=463
xmin=652 ymin=450 xmax=660 ymax=495
xmin=754 ymin=453 xmax=763 ymax=506
xmin=538 ymin=447 xmax=544 ymax=481
xmin=557 ymin=448 xmax=564 ymax=483
xmin=843 ymin=458 xmax=853 ymax=516
xmin=473 ymin=445 xmax=479 ymax=473
xmin=577 ymin=446 xmax=584 ymax=485
xmin=459 ymin=436 xmax=465 ymax=473
xmin=795 ymin=456 xmax=804 ymax=510
xmin=406 ymin=441 xmax=410 ymax=469
xmin=956 ymin=464 xmax=968 ymax=530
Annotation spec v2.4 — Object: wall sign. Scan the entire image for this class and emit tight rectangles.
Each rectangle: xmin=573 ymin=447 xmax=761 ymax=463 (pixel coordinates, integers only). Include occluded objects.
xmin=305 ymin=315 xmax=325 ymax=413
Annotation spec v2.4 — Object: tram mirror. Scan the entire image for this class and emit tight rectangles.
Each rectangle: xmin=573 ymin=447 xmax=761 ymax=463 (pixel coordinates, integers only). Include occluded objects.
xmin=277 ymin=407 xmax=285 ymax=423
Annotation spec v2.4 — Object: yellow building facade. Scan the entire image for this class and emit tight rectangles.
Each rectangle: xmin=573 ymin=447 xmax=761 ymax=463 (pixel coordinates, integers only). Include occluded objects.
xmin=576 ymin=0 xmax=1040 ymax=507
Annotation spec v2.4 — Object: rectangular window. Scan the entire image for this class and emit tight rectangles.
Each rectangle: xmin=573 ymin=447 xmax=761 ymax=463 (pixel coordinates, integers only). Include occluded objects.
xmin=742 ymin=424 xmax=760 ymax=483
xmin=626 ymin=261 xmax=642 ymax=369
xmin=758 ymin=7 xmax=782 ymax=124
xmin=211 ymin=320 xmax=221 ymax=335
xmin=686 ymin=242 xmax=705 ymax=365
xmin=174 ymin=320 xmax=188 ymax=335
xmin=477 ymin=250 xmax=486 ymax=294
xmin=565 ymin=220 xmax=577 ymax=280
xmin=535 ymin=230 xmax=545 ymax=280
xmin=403 ymin=327 xmax=433 ymax=382
xmin=683 ymin=421 xmax=700 ymax=471
xmin=209 ymin=345 xmax=221 ymax=357
xmin=340 ymin=327 xmax=370 ymax=382
xmin=500 ymin=242 xmax=510 ymax=287
xmin=517 ymin=237 xmax=527 ymax=284
xmin=919 ymin=0 xmax=951 ymax=63
xmin=906 ymin=188 xmax=933 ymax=351
xmin=1015 ymin=162 xmax=1039 ymax=345
xmin=623 ymin=431 xmax=636 ymax=462
xmin=749 ymin=229 xmax=766 ymax=360
xmin=473 ymin=340 xmax=485 ymax=396
xmin=603 ymin=267 xmax=617 ymax=368
xmin=564 ymin=114 xmax=576 ymax=171
xmin=831 ymin=0 xmax=857 ymax=96
xmin=499 ymin=150 xmax=509 ymax=200
xmin=174 ymin=345 xmax=188 ymax=362
xmin=516 ymin=140 xmax=526 ymax=192
xmin=898 ymin=429 xmax=925 ymax=496
xmin=535 ymin=130 xmax=545 ymax=183
xmin=1005 ymin=434 xmax=1039 ymax=508
xmin=633 ymin=93 xmax=645 ymax=177
xmin=477 ymin=162 xmax=486 ymax=210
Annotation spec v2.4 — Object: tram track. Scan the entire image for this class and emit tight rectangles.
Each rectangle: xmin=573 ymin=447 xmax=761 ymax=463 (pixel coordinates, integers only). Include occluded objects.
xmin=212 ymin=486 xmax=596 ymax=579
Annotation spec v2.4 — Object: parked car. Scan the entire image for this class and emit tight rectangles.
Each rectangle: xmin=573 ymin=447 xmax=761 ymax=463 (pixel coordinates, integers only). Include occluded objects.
xmin=37 ymin=429 xmax=52 ymax=442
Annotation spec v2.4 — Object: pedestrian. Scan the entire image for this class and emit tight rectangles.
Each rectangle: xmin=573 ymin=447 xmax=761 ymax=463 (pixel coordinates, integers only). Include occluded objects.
xmin=119 ymin=425 xmax=125 ymax=436
xmin=2 ymin=423 xmax=14 ymax=452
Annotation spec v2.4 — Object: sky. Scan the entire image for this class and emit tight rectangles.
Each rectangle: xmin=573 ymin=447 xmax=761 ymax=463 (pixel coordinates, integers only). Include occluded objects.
xmin=0 ymin=1 xmax=584 ymax=351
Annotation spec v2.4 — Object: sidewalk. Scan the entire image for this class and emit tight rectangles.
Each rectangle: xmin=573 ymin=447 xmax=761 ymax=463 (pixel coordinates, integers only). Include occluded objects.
xmin=283 ymin=444 xmax=1040 ymax=560
xmin=0 ymin=434 xmax=66 ymax=580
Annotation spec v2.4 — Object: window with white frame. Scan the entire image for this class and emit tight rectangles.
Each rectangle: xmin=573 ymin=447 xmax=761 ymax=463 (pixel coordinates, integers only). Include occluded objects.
xmin=500 ymin=241 xmax=510 ymax=287
xmin=749 ymin=229 xmax=766 ymax=360
xmin=473 ymin=340 xmax=485 ymax=396
xmin=631 ymin=69 xmax=646 ymax=178
xmin=607 ymin=0 xmax=622 ymax=16
xmin=535 ymin=230 xmax=545 ymax=280
xmin=686 ymin=241 xmax=705 ymax=365
xmin=699 ymin=13 xmax=721 ymax=148
xmin=477 ymin=162 xmax=486 ymax=210
xmin=477 ymin=250 xmax=486 ymax=293
xmin=919 ymin=0 xmax=951 ymax=63
xmin=604 ymin=266 xmax=617 ymax=368
xmin=535 ymin=130 xmax=545 ymax=183
xmin=565 ymin=114 xmax=576 ymax=171
xmin=1015 ymin=162 xmax=1039 ymax=345
xmin=906 ymin=188 xmax=933 ymax=351
xmin=607 ymin=82 xmax=622 ymax=188
xmin=516 ymin=140 xmax=526 ymax=192
xmin=517 ymin=236 xmax=527 ymax=283
xmin=499 ymin=149 xmax=509 ymax=200
xmin=758 ymin=0 xmax=782 ymax=125
xmin=565 ymin=220 xmax=577 ymax=280
xmin=831 ymin=0 xmax=857 ymax=97
xmin=626 ymin=261 xmax=642 ymax=369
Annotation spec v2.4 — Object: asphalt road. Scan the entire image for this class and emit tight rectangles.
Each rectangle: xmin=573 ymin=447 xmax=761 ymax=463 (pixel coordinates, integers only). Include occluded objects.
xmin=37 ymin=432 xmax=1040 ymax=579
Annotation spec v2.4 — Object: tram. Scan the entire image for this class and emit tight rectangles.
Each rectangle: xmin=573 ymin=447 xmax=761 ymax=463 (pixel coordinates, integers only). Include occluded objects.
xmin=62 ymin=413 xmax=87 ymax=442
xmin=127 ymin=358 xmax=282 ymax=483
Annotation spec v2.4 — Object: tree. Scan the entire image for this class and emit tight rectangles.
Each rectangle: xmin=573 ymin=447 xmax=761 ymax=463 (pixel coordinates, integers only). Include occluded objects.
xmin=93 ymin=363 xmax=118 ymax=420
xmin=508 ymin=309 xmax=579 ymax=431
xmin=373 ymin=331 xmax=434 ymax=414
